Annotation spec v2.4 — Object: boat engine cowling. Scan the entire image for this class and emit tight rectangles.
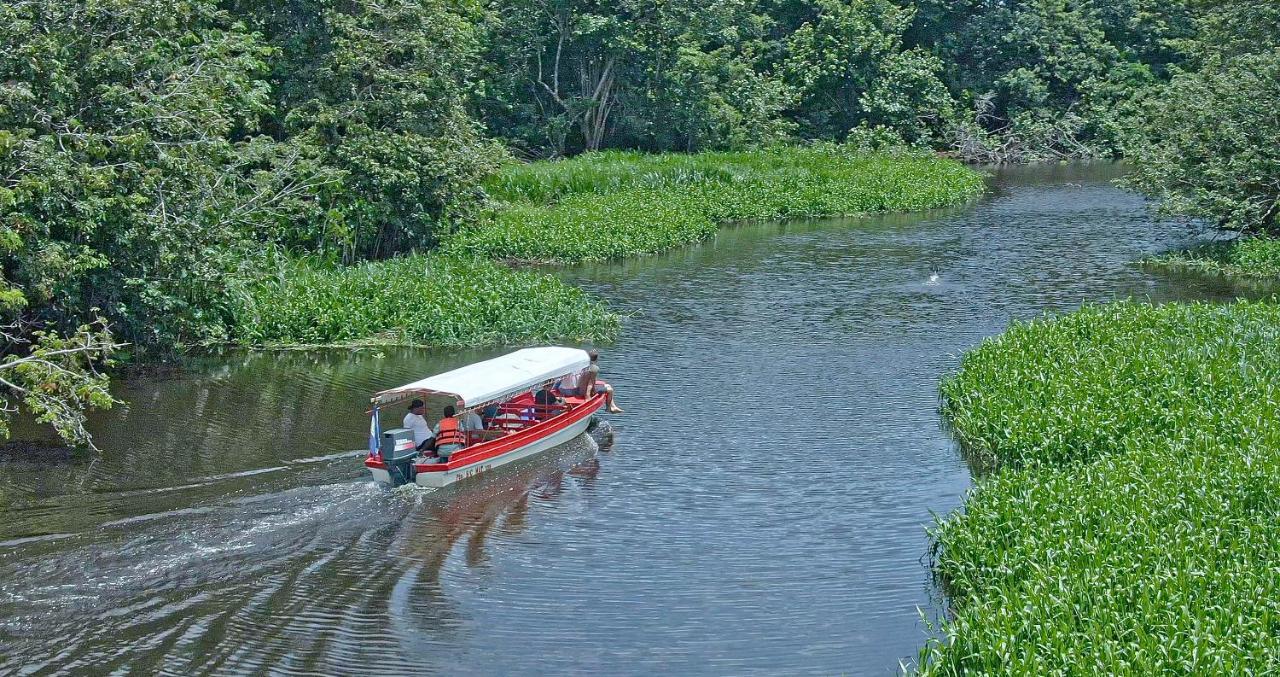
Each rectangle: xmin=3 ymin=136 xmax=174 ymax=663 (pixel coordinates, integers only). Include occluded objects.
xmin=380 ymin=428 xmax=418 ymax=486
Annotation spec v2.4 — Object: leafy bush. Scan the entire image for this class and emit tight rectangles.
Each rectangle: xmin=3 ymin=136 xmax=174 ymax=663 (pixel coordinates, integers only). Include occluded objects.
xmin=452 ymin=147 xmax=985 ymax=263
xmin=1147 ymin=237 xmax=1280 ymax=279
xmin=253 ymin=0 xmax=508 ymax=259
xmin=1123 ymin=51 xmax=1280 ymax=233
xmin=233 ymin=255 xmax=619 ymax=348
xmin=0 ymin=0 xmax=323 ymax=348
xmin=921 ymin=300 xmax=1280 ymax=674
xmin=782 ymin=0 xmax=954 ymax=142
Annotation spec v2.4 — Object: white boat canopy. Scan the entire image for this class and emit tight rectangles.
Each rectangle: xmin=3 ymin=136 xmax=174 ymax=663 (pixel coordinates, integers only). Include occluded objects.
xmin=372 ymin=347 xmax=590 ymax=408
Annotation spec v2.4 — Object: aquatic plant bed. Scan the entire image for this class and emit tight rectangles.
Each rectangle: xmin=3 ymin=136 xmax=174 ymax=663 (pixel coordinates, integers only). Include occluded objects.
xmin=1146 ymin=236 xmax=1280 ymax=279
xmin=919 ymin=300 xmax=1280 ymax=673
xmin=450 ymin=147 xmax=986 ymax=263
xmin=233 ymin=255 xmax=619 ymax=348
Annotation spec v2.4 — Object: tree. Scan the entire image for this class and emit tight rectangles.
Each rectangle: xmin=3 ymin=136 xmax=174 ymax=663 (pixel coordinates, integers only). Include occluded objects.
xmin=1171 ymin=0 xmax=1280 ymax=64
xmin=479 ymin=0 xmax=794 ymax=155
xmin=781 ymin=0 xmax=922 ymax=139
xmin=0 ymin=0 xmax=323 ymax=347
xmin=909 ymin=0 xmax=1195 ymax=159
xmin=612 ymin=0 xmax=794 ymax=151
xmin=479 ymin=0 xmax=630 ymax=155
xmin=0 ymin=320 xmax=121 ymax=448
xmin=238 ymin=0 xmax=507 ymax=258
xmin=857 ymin=47 xmax=954 ymax=143
xmin=0 ymin=0 xmax=333 ymax=445
xmin=1123 ymin=2 xmax=1280 ymax=233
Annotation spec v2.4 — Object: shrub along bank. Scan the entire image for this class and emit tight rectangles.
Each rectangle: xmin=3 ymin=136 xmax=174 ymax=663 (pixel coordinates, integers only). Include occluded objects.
xmin=245 ymin=148 xmax=985 ymax=348
xmin=919 ymin=300 xmax=1280 ymax=674
xmin=234 ymin=255 xmax=619 ymax=348
xmin=1146 ymin=236 xmax=1280 ymax=279
xmin=449 ymin=148 xmax=985 ymax=263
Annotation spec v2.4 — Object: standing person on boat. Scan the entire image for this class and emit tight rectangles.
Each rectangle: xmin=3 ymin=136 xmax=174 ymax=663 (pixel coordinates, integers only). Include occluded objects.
xmin=432 ymin=405 xmax=467 ymax=461
xmin=403 ymin=400 xmax=434 ymax=451
xmin=561 ymin=349 xmax=622 ymax=413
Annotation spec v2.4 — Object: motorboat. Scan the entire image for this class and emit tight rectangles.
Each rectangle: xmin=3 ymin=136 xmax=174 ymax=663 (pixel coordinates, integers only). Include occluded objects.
xmin=364 ymin=347 xmax=606 ymax=488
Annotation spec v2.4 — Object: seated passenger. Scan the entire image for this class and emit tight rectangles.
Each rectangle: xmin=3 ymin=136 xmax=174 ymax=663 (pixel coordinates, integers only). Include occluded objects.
xmin=432 ymin=405 xmax=466 ymax=461
xmin=534 ymin=387 xmax=562 ymax=419
xmin=557 ymin=369 xmax=582 ymax=398
xmin=459 ymin=407 xmax=484 ymax=440
xmin=403 ymin=399 xmax=434 ymax=452
xmin=560 ymin=349 xmax=622 ymax=413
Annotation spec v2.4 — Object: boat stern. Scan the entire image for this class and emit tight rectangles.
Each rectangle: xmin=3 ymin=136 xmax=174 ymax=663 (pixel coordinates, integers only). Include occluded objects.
xmin=365 ymin=456 xmax=393 ymax=485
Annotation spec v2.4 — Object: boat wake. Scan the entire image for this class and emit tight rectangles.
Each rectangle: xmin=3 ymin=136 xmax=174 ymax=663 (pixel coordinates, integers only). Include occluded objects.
xmin=0 ymin=432 xmax=609 ymax=673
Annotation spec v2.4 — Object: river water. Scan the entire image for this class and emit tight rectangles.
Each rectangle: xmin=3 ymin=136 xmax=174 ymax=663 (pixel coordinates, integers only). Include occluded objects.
xmin=0 ymin=165 xmax=1265 ymax=674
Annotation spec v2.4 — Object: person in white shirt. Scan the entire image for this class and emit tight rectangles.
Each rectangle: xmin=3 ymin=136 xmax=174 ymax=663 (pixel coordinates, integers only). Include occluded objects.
xmin=403 ymin=399 xmax=434 ymax=451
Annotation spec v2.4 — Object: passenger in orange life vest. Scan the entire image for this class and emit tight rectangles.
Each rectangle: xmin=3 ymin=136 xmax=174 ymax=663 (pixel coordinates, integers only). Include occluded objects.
xmin=432 ymin=405 xmax=467 ymax=461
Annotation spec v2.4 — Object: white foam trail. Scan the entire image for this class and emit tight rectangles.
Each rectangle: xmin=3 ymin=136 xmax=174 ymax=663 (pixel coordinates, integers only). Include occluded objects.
xmin=0 ymin=532 xmax=74 ymax=548
xmin=288 ymin=450 xmax=365 ymax=465
xmin=100 ymin=506 xmax=215 ymax=528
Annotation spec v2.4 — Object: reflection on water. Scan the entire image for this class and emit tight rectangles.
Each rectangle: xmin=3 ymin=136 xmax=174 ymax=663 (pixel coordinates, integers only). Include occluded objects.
xmin=0 ymin=164 xmax=1273 ymax=674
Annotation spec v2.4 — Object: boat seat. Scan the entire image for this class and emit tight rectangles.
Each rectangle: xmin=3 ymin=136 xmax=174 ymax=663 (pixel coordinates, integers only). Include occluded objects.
xmin=489 ymin=409 xmax=530 ymax=432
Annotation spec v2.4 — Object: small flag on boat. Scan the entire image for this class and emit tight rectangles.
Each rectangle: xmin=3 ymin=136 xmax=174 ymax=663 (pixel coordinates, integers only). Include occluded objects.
xmin=368 ymin=407 xmax=381 ymax=457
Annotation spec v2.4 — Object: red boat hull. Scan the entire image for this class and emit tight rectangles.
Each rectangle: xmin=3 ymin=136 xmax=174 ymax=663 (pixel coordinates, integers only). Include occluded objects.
xmin=366 ymin=392 xmax=605 ymax=487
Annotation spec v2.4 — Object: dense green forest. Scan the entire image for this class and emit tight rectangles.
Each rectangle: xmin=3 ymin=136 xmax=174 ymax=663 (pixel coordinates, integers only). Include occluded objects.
xmin=1 ymin=0 xmax=1277 ymax=443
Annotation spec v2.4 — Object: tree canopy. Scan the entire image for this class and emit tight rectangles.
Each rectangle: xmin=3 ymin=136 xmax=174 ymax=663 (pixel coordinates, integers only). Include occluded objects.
xmin=1122 ymin=2 xmax=1280 ymax=232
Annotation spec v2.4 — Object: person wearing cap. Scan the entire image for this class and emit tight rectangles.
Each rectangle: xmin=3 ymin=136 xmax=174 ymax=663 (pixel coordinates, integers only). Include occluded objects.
xmin=560 ymin=349 xmax=622 ymax=413
xmin=403 ymin=400 xmax=434 ymax=451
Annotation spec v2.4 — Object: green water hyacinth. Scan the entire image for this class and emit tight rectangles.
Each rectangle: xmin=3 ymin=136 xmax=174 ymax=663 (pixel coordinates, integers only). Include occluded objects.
xmin=452 ymin=147 xmax=985 ymax=264
xmin=919 ymin=300 xmax=1280 ymax=674
xmin=233 ymin=255 xmax=619 ymax=348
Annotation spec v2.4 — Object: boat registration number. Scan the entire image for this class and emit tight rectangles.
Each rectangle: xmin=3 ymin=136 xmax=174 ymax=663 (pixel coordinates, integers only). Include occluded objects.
xmin=457 ymin=464 xmax=492 ymax=481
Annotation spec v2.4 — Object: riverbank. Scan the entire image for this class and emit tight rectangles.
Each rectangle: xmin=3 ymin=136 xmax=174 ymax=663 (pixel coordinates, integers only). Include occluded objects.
xmin=920 ymin=300 xmax=1280 ymax=673
xmin=236 ymin=148 xmax=984 ymax=348
xmin=448 ymin=147 xmax=985 ymax=263
xmin=1146 ymin=236 xmax=1280 ymax=279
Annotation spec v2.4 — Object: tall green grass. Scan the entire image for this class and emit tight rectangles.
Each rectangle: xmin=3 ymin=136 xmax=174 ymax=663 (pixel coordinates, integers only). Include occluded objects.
xmin=232 ymin=255 xmax=619 ymax=348
xmin=451 ymin=147 xmax=985 ymax=263
xmin=920 ymin=300 xmax=1280 ymax=674
xmin=1147 ymin=236 xmax=1280 ymax=279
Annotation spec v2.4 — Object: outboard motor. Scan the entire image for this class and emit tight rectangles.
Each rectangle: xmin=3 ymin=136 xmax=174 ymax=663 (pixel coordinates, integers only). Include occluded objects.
xmin=380 ymin=428 xmax=418 ymax=486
